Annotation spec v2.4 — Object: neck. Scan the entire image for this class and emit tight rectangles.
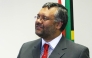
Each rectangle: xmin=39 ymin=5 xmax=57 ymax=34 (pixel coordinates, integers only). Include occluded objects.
xmin=43 ymin=31 xmax=61 ymax=42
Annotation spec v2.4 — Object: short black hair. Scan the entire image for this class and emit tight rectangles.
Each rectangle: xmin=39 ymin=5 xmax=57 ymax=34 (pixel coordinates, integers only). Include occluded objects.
xmin=42 ymin=2 xmax=68 ymax=32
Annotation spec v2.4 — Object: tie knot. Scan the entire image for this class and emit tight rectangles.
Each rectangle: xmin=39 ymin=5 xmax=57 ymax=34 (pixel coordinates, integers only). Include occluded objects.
xmin=44 ymin=44 xmax=49 ymax=50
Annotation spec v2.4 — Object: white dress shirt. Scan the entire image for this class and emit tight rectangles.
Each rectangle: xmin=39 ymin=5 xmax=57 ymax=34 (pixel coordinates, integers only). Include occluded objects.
xmin=40 ymin=33 xmax=62 ymax=58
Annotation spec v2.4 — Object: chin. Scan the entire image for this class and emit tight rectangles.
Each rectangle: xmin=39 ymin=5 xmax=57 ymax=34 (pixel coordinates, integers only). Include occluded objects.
xmin=35 ymin=31 xmax=42 ymax=35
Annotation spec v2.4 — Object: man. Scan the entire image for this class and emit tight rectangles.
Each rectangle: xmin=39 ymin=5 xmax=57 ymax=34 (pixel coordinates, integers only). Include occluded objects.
xmin=17 ymin=2 xmax=89 ymax=58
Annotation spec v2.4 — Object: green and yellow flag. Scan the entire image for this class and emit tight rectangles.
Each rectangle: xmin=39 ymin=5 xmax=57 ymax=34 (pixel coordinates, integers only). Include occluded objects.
xmin=58 ymin=0 xmax=74 ymax=41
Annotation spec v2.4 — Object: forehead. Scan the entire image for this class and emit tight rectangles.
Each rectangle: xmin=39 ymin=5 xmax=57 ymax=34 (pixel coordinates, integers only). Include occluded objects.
xmin=38 ymin=7 xmax=57 ymax=16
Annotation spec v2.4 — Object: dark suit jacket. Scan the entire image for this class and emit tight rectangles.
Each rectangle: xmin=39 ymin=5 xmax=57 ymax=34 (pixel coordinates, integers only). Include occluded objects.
xmin=17 ymin=36 xmax=90 ymax=58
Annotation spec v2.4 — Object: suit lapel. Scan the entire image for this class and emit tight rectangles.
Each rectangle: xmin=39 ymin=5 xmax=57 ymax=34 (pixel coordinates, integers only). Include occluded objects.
xmin=32 ymin=39 xmax=42 ymax=58
xmin=49 ymin=36 xmax=67 ymax=58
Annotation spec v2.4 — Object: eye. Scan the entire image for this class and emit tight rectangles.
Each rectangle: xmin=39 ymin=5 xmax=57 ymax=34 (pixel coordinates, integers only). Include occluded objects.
xmin=34 ymin=14 xmax=50 ymax=21
xmin=42 ymin=16 xmax=49 ymax=20
xmin=37 ymin=15 xmax=40 ymax=19
xmin=34 ymin=15 xmax=40 ymax=19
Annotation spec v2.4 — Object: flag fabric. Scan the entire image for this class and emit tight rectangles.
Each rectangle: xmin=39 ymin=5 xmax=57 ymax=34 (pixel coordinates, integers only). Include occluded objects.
xmin=58 ymin=0 xmax=74 ymax=41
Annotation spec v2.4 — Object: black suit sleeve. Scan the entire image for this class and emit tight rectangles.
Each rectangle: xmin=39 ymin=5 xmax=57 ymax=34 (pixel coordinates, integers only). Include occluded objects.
xmin=79 ymin=48 xmax=90 ymax=58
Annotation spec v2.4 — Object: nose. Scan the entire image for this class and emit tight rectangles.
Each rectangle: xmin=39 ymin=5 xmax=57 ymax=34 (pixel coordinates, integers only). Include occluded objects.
xmin=35 ymin=18 xmax=43 ymax=23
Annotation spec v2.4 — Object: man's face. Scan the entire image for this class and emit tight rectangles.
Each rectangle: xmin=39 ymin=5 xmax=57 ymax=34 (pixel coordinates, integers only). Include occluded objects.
xmin=35 ymin=7 xmax=58 ymax=38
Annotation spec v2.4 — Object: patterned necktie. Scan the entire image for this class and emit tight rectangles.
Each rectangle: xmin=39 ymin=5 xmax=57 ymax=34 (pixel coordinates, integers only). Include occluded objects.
xmin=42 ymin=44 xmax=49 ymax=58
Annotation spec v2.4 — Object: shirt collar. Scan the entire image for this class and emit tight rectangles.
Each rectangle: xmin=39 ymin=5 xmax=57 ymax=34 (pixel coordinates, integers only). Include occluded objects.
xmin=42 ymin=33 xmax=62 ymax=49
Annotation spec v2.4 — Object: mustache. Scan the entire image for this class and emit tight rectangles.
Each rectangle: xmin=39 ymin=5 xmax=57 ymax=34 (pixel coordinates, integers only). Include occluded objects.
xmin=35 ymin=23 xmax=44 ymax=28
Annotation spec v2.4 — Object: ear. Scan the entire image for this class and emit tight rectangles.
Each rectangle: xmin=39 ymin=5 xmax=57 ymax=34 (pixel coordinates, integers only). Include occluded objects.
xmin=56 ymin=22 xmax=63 ymax=30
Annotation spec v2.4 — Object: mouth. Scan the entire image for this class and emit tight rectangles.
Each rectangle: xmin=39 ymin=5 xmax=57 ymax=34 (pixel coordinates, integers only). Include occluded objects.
xmin=35 ymin=25 xmax=43 ymax=30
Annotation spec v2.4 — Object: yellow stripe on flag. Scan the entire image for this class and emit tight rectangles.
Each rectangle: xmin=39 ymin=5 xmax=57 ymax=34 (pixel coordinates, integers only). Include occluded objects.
xmin=71 ymin=30 xmax=74 ymax=40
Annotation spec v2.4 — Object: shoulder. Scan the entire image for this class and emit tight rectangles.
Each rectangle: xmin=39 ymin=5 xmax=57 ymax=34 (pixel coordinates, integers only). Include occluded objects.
xmin=17 ymin=38 xmax=42 ymax=58
xmin=65 ymin=39 xmax=89 ymax=58
xmin=21 ymin=38 xmax=41 ymax=49
xmin=66 ymin=39 xmax=88 ymax=50
xmin=61 ymin=36 xmax=88 ymax=50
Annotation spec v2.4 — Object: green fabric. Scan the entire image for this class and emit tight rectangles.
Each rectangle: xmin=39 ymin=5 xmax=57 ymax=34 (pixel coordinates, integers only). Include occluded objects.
xmin=65 ymin=0 xmax=71 ymax=40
